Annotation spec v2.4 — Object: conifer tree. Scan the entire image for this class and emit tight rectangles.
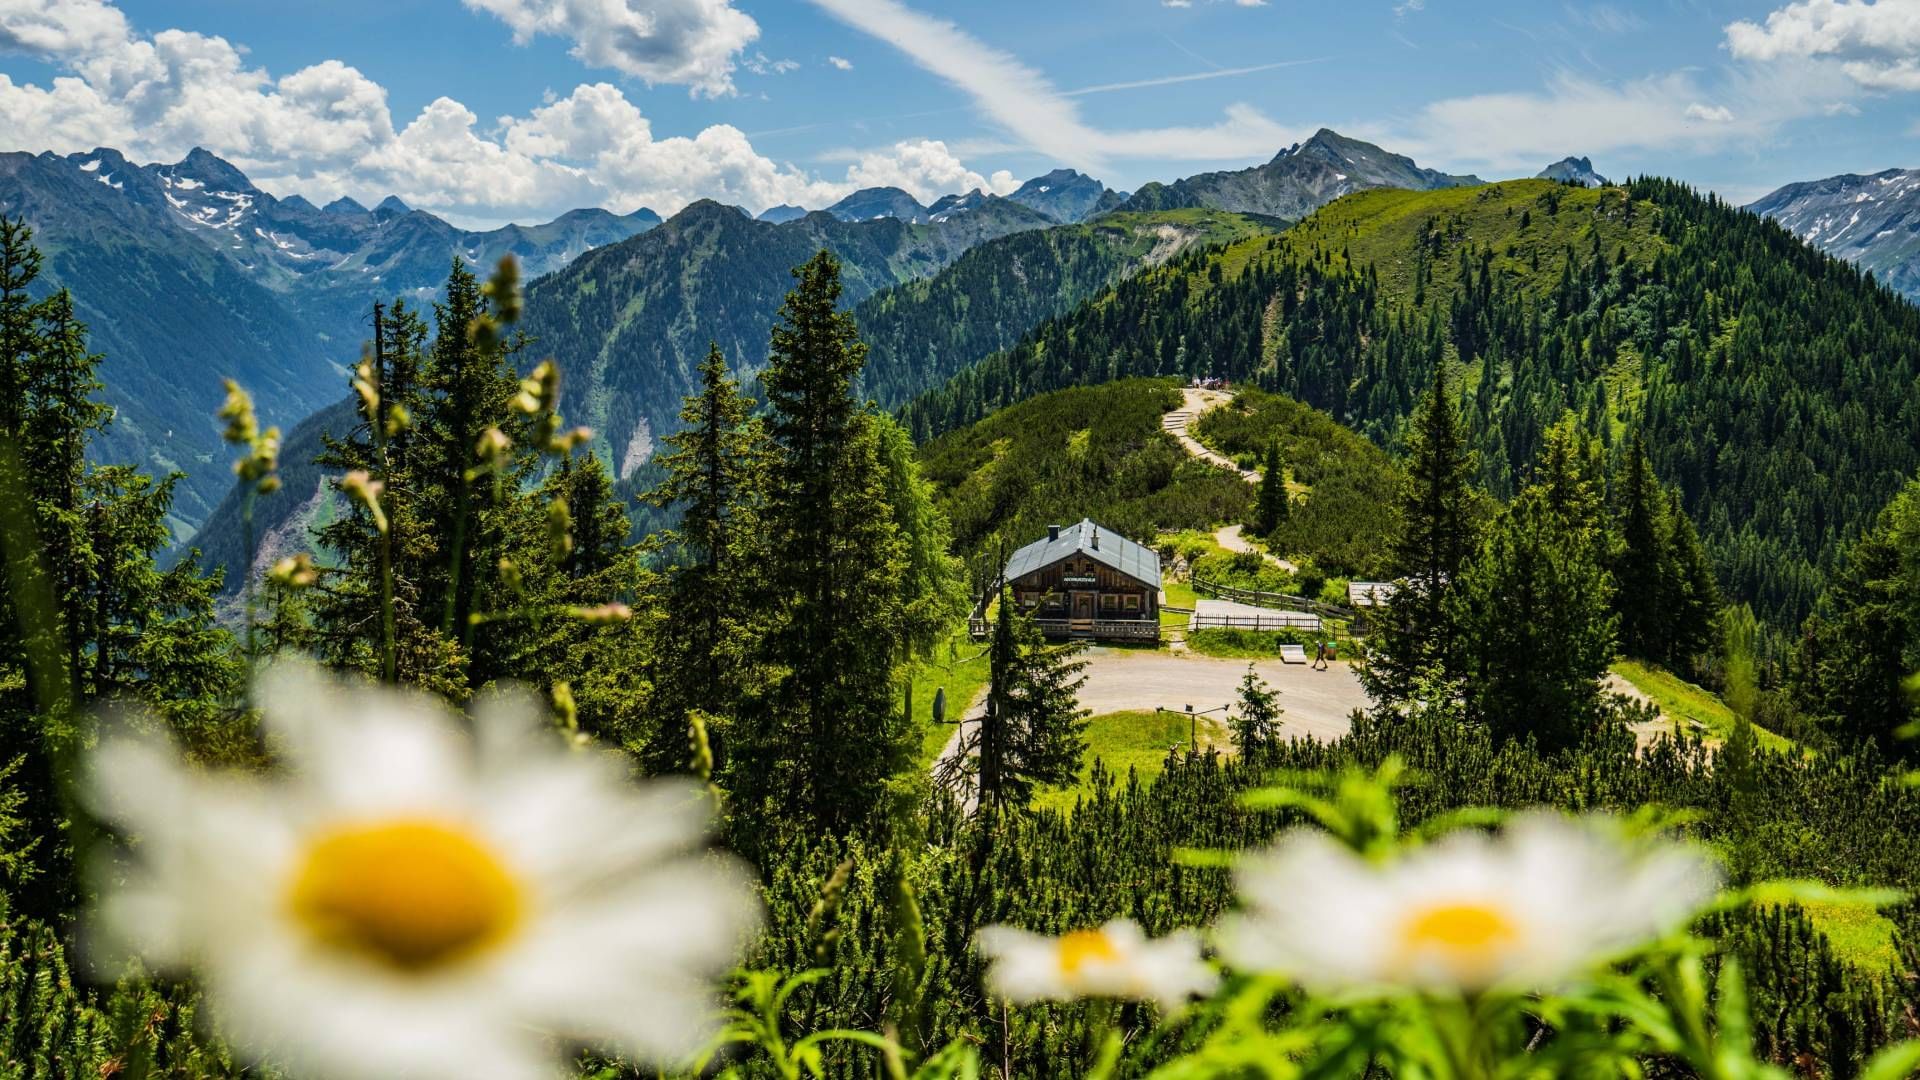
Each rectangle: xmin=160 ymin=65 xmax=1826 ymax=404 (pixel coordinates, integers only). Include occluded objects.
xmin=1232 ymin=663 xmax=1283 ymax=756
xmin=1612 ymin=432 xmax=1667 ymax=658
xmin=1364 ymin=362 xmax=1481 ymax=703
xmin=874 ymin=412 xmax=967 ymax=723
xmin=958 ymin=585 xmax=1088 ymax=815
xmin=1663 ymin=490 xmax=1721 ymax=667
xmin=730 ymin=251 xmax=907 ymax=832
xmin=645 ymin=343 xmax=760 ymax=761
xmin=1451 ymin=474 xmax=1617 ymax=751
xmin=1789 ymin=477 xmax=1919 ymax=758
xmin=0 ymin=219 xmax=237 ymax=917
xmin=1251 ymin=439 xmax=1289 ymax=538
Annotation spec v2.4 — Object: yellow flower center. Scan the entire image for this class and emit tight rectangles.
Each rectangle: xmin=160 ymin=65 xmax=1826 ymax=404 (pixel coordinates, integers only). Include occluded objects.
xmin=1397 ymin=901 xmax=1519 ymax=974
xmin=1056 ymin=930 xmax=1121 ymax=975
xmin=287 ymin=819 xmax=523 ymax=972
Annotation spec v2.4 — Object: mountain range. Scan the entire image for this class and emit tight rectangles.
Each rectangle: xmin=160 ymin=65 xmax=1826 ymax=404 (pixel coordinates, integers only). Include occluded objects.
xmin=1749 ymin=169 xmax=1920 ymax=299
xmin=1114 ymin=128 xmax=1482 ymax=220
xmin=817 ymin=169 xmax=1124 ymax=226
xmin=0 ymin=146 xmax=662 ymax=531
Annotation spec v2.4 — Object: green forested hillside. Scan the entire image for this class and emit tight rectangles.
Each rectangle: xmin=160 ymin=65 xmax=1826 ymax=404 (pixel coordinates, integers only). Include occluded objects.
xmin=1188 ymin=386 xmax=1403 ymax=579
xmin=858 ymin=209 xmax=1278 ymax=408
xmin=917 ymin=379 xmax=1248 ymax=571
xmin=518 ymin=198 xmax=1055 ymax=492
xmin=916 ymin=378 xmax=1402 ymax=586
xmin=905 ymin=179 xmax=1920 ymax=630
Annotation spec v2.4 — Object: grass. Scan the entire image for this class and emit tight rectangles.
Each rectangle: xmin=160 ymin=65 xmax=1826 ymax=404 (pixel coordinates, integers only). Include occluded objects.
xmin=908 ymin=632 xmax=992 ymax=773
xmin=1033 ymin=709 xmax=1217 ymax=814
xmin=1609 ymin=660 xmax=1792 ymax=752
xmin=1186 ymin=627 xmax=1323 ymax=658
xmin=1797 ymin=900 xmax=1901 ymax=973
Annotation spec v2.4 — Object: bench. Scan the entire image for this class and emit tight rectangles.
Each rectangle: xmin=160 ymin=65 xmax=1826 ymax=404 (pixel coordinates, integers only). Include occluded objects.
xmin=1279 ymin=644 xmax=1308 ymax=664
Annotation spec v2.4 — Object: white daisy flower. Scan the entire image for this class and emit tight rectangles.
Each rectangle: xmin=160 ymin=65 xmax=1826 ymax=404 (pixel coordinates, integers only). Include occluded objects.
xmin=1219 ymin=812 xmax=1718 ymax=995
xmin=86 ymin=664 xmax=759 ymax=1080
xmin=977 ymin=919 xmax=1217 ymax=1011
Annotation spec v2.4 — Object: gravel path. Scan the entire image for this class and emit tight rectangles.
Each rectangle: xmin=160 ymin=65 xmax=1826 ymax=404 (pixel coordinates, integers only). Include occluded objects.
xmin=1161 ymin=388 xmax=1259 ymax=482
xmin=933 ymin=648 xmax=1370 ymax=803
xmin=1214 ymin=523 xmax=1298 ymax=573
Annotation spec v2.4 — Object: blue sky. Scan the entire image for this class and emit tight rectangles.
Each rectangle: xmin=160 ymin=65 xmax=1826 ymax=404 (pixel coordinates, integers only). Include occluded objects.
xmin=1 ymin=0 xmax=1914 ymax=225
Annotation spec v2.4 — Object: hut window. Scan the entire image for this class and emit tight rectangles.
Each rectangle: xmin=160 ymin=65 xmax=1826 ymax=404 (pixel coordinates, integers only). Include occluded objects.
xmin=1124 ymin=595 xmax=1140 ymax=610
xmin=1101 ymin=594 xmax=1117 ymax=611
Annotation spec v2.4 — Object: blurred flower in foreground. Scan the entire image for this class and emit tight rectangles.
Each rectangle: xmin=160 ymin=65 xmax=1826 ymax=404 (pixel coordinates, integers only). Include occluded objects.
xmin=1220 ymin=813 xmax=1718 ymax=994
xmin=86 ymin=663 xmax=758 ymax=1080
xmin=978 ymin=919 xmax=1216 ymax=1011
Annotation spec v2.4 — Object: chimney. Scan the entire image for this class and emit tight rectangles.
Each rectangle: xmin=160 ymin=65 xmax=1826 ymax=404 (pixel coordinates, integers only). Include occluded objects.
xmin=1091 ymin=526 xmax=1100 ymax=550
xmin=1047 ymin=524 xmax=1061 ymax=542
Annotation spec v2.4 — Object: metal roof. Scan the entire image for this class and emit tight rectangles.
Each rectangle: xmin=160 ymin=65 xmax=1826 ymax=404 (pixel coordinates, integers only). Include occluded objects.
xmin=1003 ymin=518 xmax=1161 ymax=590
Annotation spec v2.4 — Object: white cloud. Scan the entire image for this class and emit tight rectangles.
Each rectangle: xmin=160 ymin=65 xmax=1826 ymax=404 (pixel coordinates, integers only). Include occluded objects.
xmin=0 ymin=0 xmax=128 ymax=56
xmin=1373 ymin=66 xmax=1848 ymax=175
xmin=843 ymin=138 xmax=1019 ymax=200
xmin=461 ymin=0 xmax=759 ymax=97
xmin=1726 ymin=0 xmax=1920 ymax=91
xmin=806 ymin=0 xmax=1300 ymax=172
xmin=743 ymin=52 xmax=799 ymax=76
xmin=827 ymin=54 xmax=854 ymax=70
xmin=0 ymin=0 xmax=1017 ymax=224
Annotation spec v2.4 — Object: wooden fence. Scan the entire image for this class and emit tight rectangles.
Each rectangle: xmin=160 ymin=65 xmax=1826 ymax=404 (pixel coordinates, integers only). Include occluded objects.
xmin=1190 ymin=611 xmax=1322 ymax=633
xmin=1190 ymin=574 xmax=1354 ymax=620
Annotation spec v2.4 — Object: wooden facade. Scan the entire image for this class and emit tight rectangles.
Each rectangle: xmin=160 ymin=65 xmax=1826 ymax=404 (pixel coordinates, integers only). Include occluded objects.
xmin=992 ymin=519 xmax=1161 ymax=643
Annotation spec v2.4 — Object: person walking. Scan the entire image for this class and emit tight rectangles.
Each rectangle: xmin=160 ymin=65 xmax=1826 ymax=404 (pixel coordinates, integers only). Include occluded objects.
xmin=1311 ymin=640 xmax=1327 ymax=671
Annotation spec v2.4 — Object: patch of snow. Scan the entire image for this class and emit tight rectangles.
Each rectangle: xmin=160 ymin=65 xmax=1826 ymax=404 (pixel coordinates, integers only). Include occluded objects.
xmin=1037 ymin=185 xmax=1050 ymax=193
xmin=1334 ymin=172 xmax=1347 ymax=181
xmin=174 ymin=176 xmax=203 ymax=190
xmin=78 ymin=158 xmax=100 ymax=173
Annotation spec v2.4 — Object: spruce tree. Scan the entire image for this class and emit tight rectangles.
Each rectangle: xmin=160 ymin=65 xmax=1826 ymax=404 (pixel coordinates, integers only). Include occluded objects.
xmin=1232 ymin=663 xmax=1283 ymax=757
xmin=1663 ymin=490 xmax=1721 ymax=667
xmin=731 ymin=251 xmax=908 ymax=833
xmin=1451 ymin=481 xmax=1618 ymax=751
xmin=0 ymin=220 xmax=237 ymax=918
xmin=644 ymin=343 xmax=760 ymax=761
xmin=1789 ymin=477 xmax=1919 ymax=758
xmin=1612 ymin=432 xmax=1666 ymax=659
xmin=1251 ymin=438 xmax=1290 ymax=538
xmin=959 ymin=585 xmax=1088 ymax=814
xmin=1363 ymin=361 xmax=1481 ymax=703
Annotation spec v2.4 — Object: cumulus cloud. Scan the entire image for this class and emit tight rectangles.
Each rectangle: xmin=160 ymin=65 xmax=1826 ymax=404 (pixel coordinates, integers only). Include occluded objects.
xmin=0 ymin=0 xmax=1018 ymax=224
xmin=828 ymin=54 xmax=854 ymax=70
xmin=1726 ymin=0 xmax=1920 ymax=90
xmin=1684 ymin=102 xmax=1736 ymax=122
xmin=808 ymin=0 xmax=1300 ymax=173
xmin=461 ymin=0 xmax=759 ymax=97
xmin=0 ymin=0 xmax=127 ymax=56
